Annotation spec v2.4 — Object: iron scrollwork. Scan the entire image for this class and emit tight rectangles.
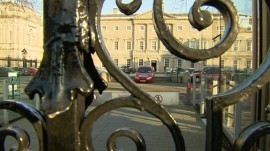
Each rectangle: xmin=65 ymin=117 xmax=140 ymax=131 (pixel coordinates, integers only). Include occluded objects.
xmin=1 ymin=0 xmax=270 ymax=150
xmin=153 ymin=0 xmax=239 ymax=62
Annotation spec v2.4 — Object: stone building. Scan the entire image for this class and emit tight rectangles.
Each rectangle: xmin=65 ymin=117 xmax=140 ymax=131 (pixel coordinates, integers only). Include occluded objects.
xmin=0 ymin=2 xmax=252 ymax=71
xmin=93 ymin=9 xmax=252 ymax=72
xmin=0 ymin=2 xmax=43 ymax=67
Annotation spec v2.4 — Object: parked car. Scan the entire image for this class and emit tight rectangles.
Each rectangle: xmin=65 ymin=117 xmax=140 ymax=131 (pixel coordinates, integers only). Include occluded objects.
xmin=0 ymin=67 xmax=17 ymax=77
xmin=120 ymin=66 xmax=136 ymax=74
xmin=189 ymin=70 xmax=202 ymax=83
xmin=23 ymin=67 xmax=38 ymax=76
xmin=202 ymin=66 xmax=221 ymax=81
xmin=175 ymin=67 xmax=186 ymax=75
xmin=165 ymin=67 xmax=173 ymax=74
xmin=11 ymin=67 xmax=24 ymax=75
xmin=186 ymin=68 xmax=195 ymax=74
xmin=134 ymin=66 xmax=155 ymax=83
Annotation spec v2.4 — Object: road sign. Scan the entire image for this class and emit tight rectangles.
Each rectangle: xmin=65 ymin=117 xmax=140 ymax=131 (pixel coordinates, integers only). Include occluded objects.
xmin=9 ymin=76 xmax=17 ymax=85
xmin=154 ymin=95 xmax=163 ymax=103
xmin=8 ymin=72 xmax=18 ymax=85
xmin=8 ymin=72 xmax=18 ymax=99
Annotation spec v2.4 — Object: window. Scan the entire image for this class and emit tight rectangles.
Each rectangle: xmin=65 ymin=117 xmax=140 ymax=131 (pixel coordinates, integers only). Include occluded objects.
xmin=127 ymin=59 xmax=131 ymax=67
xmin=113 ymin=41 xmax=119 ymax=50
xmin=114 ymin=59 xmax=118 ymax=66
xmin=177 ymin=59 xmax=182 ymax=67
xmin=139 ymin=59 xmax=143 ymax=66
xmin=151 ymin=40 xmax=157 ymax=50
xmin=217 ymin=25 xmax=225 ymax=31
xmin=166 ymin=24 xmax=172 ymax=33
xmin=114 ymin=26 xmax=119 ymax=31
xmin=177 ymin=25 xmax=183 ymax=31
xmin=233 ymin=40 xmax=240 ymax=51
xmin=189 ymin=39 xmax=199 ymax=49
xmin=139 ymin=40 xmax=144 ymax=51
xmin=139 ymin=25 xmax=145 ymax=31
xmin=126 ymin=41 xmax=132 ymax=50
xmin=202 ymin=40 xmax=208 ymax=49
xmin=246 ymin=60 xmax=252 ymax=69
xmin=233 ymin=60 xmax=238 ymax=69
xmin=221 ymin=60 xmax=225 ymax=68
xmin=101 ymin=26 xmax=107 ymax=31
xmin=247 ymin=26 xmax=252 ymax=31
xmin=247 ymin=40 xmax=252 ymax=52
xmin=164 ymin=59 xmax=170 ymax=68
xmin=126 ymin=25 xmax=132 ymax=31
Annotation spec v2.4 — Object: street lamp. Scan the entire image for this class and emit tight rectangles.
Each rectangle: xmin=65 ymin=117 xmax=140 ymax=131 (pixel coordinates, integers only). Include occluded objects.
xmin=212 ymin=34 xmax=222 ymax=92
xmin=21 ymin=48 xmax=27 ymax=67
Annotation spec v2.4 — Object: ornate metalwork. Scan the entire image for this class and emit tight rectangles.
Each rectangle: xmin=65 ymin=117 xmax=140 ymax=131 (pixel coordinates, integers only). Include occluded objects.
xmin=154 ymin=0 xmax=239 ymax=62
xmin=0 ymin=101 xmax=46 ymax=150
xmin=0 ymin=0 xmax=270 ymax=150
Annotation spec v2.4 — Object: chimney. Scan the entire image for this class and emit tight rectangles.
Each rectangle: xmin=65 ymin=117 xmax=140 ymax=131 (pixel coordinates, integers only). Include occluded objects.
xmin=113 ymin=8 xmax=118 ymax=14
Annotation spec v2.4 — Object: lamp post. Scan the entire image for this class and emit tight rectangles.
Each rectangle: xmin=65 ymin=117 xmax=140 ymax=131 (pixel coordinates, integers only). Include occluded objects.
xmin=212 ymin=34 xmax=222 ymax=92
xmin=21 ymin=48 xmax=27 ymax=67
xmin=133 ymin=57 xmax=136 ymax=69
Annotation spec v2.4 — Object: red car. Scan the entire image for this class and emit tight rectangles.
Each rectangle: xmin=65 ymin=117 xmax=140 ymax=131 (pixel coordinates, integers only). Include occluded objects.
xmin=23 ymin=67 xmax=38 ymax=76
xmin=134 ymin=66 xmax=155 ymax=83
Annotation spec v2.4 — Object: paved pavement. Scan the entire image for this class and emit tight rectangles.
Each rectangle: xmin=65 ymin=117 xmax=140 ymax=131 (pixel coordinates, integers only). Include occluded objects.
xmin=1 ymin=102 xmax=206 ymax=151
xmin=88 ymin=103 xmax=206 ymax=151
xmin=1 ymin=81 xmax=207 ymax=151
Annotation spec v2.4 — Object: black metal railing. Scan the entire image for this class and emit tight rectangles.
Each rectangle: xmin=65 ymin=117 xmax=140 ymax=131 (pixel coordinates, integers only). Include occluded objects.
xmin=1 ymin=0 xmax=270 ymax=150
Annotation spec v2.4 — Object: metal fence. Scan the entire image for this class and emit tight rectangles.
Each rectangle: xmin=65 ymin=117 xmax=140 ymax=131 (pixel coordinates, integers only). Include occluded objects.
xmin=0 ymin=0 xmax=270 ymax=151
xmin=0 ymin=57 xmax=39 ymax=68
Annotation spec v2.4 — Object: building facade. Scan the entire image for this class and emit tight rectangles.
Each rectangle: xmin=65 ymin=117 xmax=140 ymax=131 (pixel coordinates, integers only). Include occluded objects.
xmin=93 ymin=9 xmax=252 ymax=72
xmin=0 ymin=2 xmax=252 ymax=71
xmin=0 ymin=2 xmax=43 ymax=67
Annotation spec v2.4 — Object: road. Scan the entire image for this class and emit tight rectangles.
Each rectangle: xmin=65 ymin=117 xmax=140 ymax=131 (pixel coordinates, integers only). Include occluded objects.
xmin=107 ymin=81 xmax=186 ymax=92
xmin=0 ymin=76 xmax=188 ymax=106
xmin=0 ymin=76 xmax=187 ymax=94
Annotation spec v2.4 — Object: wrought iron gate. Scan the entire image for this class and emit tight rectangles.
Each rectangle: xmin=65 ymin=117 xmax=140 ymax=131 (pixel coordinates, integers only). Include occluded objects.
xmin=1 ymin=0 xmax=270 ymax=150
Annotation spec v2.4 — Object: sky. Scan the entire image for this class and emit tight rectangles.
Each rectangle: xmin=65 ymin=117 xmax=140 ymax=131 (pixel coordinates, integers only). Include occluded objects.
xmin=29 ymin=0 xmax=251 ymax=15
xmin=31 ymin=0 xmax=194 ymax=14
xmin=102 ymin=0 xmax=195 ymax=14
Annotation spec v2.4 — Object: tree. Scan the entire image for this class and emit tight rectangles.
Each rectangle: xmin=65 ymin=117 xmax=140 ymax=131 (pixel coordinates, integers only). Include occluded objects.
xmin=0 ymin=0 xmax=42 ymax=13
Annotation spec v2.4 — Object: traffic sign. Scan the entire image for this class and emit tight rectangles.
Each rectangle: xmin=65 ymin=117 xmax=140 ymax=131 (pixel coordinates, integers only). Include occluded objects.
xmin=154 ymin=95 xmax=163 ymax=103
xmin=9 ymin=76 xmax=17 ymax=85
xmin=8 ymin=72 xmax=18 ymax=85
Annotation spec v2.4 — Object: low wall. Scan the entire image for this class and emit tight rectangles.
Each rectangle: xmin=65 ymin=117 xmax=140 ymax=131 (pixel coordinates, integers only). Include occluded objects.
xmin=91 ymin=91 xmax=180 ymax=106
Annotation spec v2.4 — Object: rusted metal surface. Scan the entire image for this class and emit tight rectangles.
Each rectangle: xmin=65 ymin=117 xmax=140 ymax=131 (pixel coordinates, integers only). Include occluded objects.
xmin=0 ymin=0 xmax=270 ymax=150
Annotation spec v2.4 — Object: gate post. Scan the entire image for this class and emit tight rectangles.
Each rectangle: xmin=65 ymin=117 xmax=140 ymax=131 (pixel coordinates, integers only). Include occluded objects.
xmin=7 ymin=56 xmax=11 ymax=67
xmin=2 ymin=80 xmax=9 ymax=125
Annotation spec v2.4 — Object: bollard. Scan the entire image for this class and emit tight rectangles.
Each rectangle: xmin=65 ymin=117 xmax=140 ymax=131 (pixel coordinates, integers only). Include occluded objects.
xmin=212 ymin=80 xmax=218 ymax=95
xmin=200 ymin=74 xmax=206 ymax=117
xmin=192 ymin=73 xmax=196 ymax=106
xmin=220 ymin=77 xmax=227 ymax=93
xmin=206 ymin=79 xmax=213 ymax=96
xmin=35 ymin=94 xmax=40 ymax=110
xmin=186 ymin=79 xmax=192 ymax=105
